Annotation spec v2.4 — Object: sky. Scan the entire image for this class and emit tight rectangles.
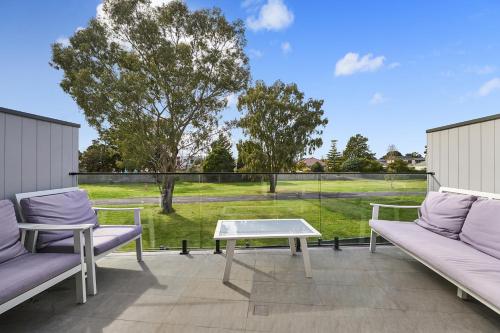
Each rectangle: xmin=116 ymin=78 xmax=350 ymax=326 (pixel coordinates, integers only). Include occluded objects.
xmin=1 ymin=0 xmax=500 ymax=159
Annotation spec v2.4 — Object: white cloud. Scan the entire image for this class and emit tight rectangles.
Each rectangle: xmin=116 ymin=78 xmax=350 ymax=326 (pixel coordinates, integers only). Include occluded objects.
xmin=478 ymin=78 xmax=500 ymax=97
xmin=247 ymin=0 xmax=294 ymax=31
xmin=281 ymin=41 xmax=291 ymax=54
xmin=388 ymin=62 xmax=400 ymax=69
xmin=248 ymin=49 xmax=263 ymax=59
xmin=335 ymin=52 xmax=385 ymax=76
xmin=370 ymin=92 xmax=386 ymax=105
xmin=466 ymin=65 xmax=496 ymax=75
xmin=55 ymin=37 xmax=70 ymax=47
xmin=96 ymin=0 xmax=174 ymax=24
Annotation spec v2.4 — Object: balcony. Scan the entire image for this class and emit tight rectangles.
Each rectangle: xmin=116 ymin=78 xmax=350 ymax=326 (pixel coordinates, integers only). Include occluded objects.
xmin=1 ymin=246 xmax=499 ymax=332
xmin=2 ymin=172 xmax=500 ymax=332
xmin=76 ymin=172 xmax=428 ymax=251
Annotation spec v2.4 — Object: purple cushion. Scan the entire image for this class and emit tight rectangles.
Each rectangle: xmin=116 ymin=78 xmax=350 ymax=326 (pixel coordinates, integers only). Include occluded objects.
xmin=460 ymin=199 xmax=500 ymax=260
xmin=0 ymin=252 xmax=80 ymax=304
xmin=0 ymin=200 xmax=27 ymax=264
xmin=415 ymin=191 xmax=476 ymax=239
xmin=20 ymin=190 xmax=98 ymax=247
xmin=370 ymin=219 xmax=500 ymax=309
xmin=39 ymin=225 xmax=142 ymax=255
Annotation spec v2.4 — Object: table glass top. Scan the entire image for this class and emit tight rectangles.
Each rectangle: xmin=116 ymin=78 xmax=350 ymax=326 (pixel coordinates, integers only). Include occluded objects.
xmin=216 ymin=219 xmax=318 ymax=238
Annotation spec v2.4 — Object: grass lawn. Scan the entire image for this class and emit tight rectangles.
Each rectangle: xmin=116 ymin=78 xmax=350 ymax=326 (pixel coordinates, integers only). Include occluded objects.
xmin=97 ymin=195 xmax=424 ymax=251
xmin=81 ymin=179 xmax=426 ymax=200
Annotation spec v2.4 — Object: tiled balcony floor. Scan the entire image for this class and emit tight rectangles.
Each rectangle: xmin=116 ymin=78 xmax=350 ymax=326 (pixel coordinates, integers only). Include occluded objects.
xmin=1 ymin=246 xmax=499 ymax=332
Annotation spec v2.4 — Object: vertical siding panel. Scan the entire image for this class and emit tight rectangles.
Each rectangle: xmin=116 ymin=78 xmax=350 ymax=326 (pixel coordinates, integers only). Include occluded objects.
xmin=36 ymin=121 xmax=51 ymax=190
xmin=426 ymin=133 xmax=433 ymax=191
xmin=4 ymin=115 xmax=22 ymax=200
xmin=495 ymin=119 xmax=500 ymax=193
xmin=72 ymin=127 xmax=79 ymax=186
xmin=458 ymin=126 xmax=470 ymax=190
xmin=0 ymin=113 xmax=5 ymax=199
xmin=50 ymin=124 xmax=63 ymax=189
xmin=448 ymin=128 xmax=459 ymax=188
xmin=432 ymin=132 xmax=441 ymax=189
xmin=62 ymin=126 xmax=73 ymax=187
xmin=481 ymin=121 xmax=495 ymax=192
xmin=21 ymin=118 xmax=37 ymax=192
xmin=439 ymin=130 xmax=449 ymax=187
xmin=469 ymin=123 xmax=482 ymax=191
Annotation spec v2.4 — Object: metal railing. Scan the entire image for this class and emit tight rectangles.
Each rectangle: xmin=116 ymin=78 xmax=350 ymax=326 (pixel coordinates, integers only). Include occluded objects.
xmin=71 ymin=172 xmax=430 ymax=251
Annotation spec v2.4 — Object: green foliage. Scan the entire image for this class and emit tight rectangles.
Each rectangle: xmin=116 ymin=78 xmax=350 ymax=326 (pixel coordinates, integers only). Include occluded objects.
xmin=342 ymin=134 xmax=376 ymax=160
xmin=405 ymin=152 xmax=423 ymax=158
xmin=382 ymin=144 xmax=402 ymax=160
xmin=237 ymin=80 xmax=327 ymax=192
xmin=310 ymin=161 xmax=325 ymax=172
xmin=80 ymin=139 xmax=123 ymax=172
xmin=387 ymin=158 xmax=410 ymax=173
xmin=326 ymin=139 xmax=342 ymax=171
xmin=237 ymin=80 xmax=328 ymax=173
xmin=341 ymin=157 xmax=383 ymax=172
xmin=202 ymin=141 xmax=235 ymax=172
xmin=50 ymin=0 xmax=250 ymax=212
xmin=236 ymin=140 xmax=266 ymax=172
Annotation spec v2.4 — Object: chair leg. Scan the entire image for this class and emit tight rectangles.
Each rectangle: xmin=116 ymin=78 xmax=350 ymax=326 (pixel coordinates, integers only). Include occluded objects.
xmin=74 ymin=230 xmax=87 ymax=304
xmin=457 ymin=288 xmax=469 ymax=300
xmin=136 ymin=237 xmax=143 ymax=262
xmin=84 ymin=229 xmax=97 ymax=295
xmin=369 ymin=229 xmax=377 ymax=253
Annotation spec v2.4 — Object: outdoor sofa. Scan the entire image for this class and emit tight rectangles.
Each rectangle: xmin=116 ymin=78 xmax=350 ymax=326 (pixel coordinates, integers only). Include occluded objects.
xmin=369 ymin=186 xmax=500 ymax=315
xmin=0 ymin=199 xmax=90 ymax=314
xmin=15 ymin=187 xmax=142 ymax=295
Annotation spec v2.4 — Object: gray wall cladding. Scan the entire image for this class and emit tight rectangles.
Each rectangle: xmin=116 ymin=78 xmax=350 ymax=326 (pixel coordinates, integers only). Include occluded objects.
xmin=427 ymin=114 xmax=500 ymax=192
xmin=0 ymin=108 xmax=79 ymax=200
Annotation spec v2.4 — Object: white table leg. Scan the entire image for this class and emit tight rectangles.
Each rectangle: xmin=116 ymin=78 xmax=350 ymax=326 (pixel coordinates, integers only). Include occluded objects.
xmin=300 ymin=238 xmax=312 ymax=278
xmin=289 ymin=238 xmax=296 ymax=256
xmin=223 ymin=240 xmax=236 ymax=282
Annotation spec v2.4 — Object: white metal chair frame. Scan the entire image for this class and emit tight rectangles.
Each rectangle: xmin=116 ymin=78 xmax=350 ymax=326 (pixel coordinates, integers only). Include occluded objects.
xmin=369 ymin=186 xmax=500 ymax=315
xmin=15 ymin=187 xmax=143 ymax=296
xmin=0 ymin=223 xmax=90 ymax=315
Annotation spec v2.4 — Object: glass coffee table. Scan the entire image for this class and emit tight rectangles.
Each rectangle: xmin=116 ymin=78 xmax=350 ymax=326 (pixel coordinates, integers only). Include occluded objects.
xmin=213 ymin=219 xmax=322 ymax=282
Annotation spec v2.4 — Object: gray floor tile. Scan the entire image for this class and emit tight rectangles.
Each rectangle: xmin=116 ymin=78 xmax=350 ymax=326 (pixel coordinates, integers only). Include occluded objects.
xmin=164 ymin=297 xmax=249 ymax=330
xmin=2 ymin=247 xmax=499 ymax=333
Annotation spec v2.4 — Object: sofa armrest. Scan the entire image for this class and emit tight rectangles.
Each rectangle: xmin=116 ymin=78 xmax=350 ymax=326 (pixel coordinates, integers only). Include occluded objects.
xmin=369 ymin=203 xmax=421 ymax=220
xmin=18 ymin=223 xmax=93 ymax=254
xmin=18 ymin=223 xmax=94 ymax=231
xmin=92 ymin=207 xmax=142 ymax=226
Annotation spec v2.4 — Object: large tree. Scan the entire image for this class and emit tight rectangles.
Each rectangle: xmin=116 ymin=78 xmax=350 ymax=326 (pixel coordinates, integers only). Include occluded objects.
xmin=202 ymin=134 xmax=235 ymax=172
xmin=79 ymin=139 xmax=123 ymax=172
xmin=237 ymin=80 xmax=328 ymax=192
xmin=326 ymin=139 xmax=342 ymax=171
xmin=342 ymin=134 xmax=376 ymax=160
xmin=51 ymin=0 xmax=250 ymax=213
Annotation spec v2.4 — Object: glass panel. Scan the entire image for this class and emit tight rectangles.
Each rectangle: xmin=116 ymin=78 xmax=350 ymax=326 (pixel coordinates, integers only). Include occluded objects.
xmin=217 ymin=219 xmax=317 ymax=237
xmin=78 ymin=172 xmax=427 ymax=250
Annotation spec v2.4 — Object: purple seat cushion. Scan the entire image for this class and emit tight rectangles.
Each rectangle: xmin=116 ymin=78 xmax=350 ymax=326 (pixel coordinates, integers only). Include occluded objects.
xmin=415 ymin=191 xmax=476 ymax=239
xmin=39 ymin=225 xmax=142 ymax=255
xmin=370 ymin=219 xmax=500 ymax=309
xmin=0 ymin=252 xmax=80 ymax=304
xmin=0 ymin=200 xmax=27 ymax=264
xmin=460 ymin=199 xmax=500 ymax=260
xmin=20 ymin=190 xmax=98 ymax=247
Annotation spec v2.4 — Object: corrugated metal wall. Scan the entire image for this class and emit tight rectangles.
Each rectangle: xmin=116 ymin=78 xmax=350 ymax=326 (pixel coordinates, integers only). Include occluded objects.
xmin=427 ymin=114 xmax=500 ymax=193
xmin=0 ymin=107 xmax=79 ymax=201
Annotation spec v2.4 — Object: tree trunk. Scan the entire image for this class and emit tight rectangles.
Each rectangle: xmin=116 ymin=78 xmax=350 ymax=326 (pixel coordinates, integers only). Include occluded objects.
xmin=269 ymin=173 xmax=277 ymax=193
xmin=161 ymin=175 xmax=176 ymax=213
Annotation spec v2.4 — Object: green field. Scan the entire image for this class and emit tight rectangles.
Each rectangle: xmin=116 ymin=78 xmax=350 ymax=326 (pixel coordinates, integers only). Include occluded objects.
xmin=97 ymin=195 xmax=424 ymax=251
xmin=81 ymin=179 xmax=426 ymax=199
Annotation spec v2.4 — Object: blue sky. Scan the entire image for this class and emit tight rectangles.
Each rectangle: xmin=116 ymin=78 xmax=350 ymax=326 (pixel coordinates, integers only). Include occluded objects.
xmin=2 ymin=0 xmax=500 ymax=158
